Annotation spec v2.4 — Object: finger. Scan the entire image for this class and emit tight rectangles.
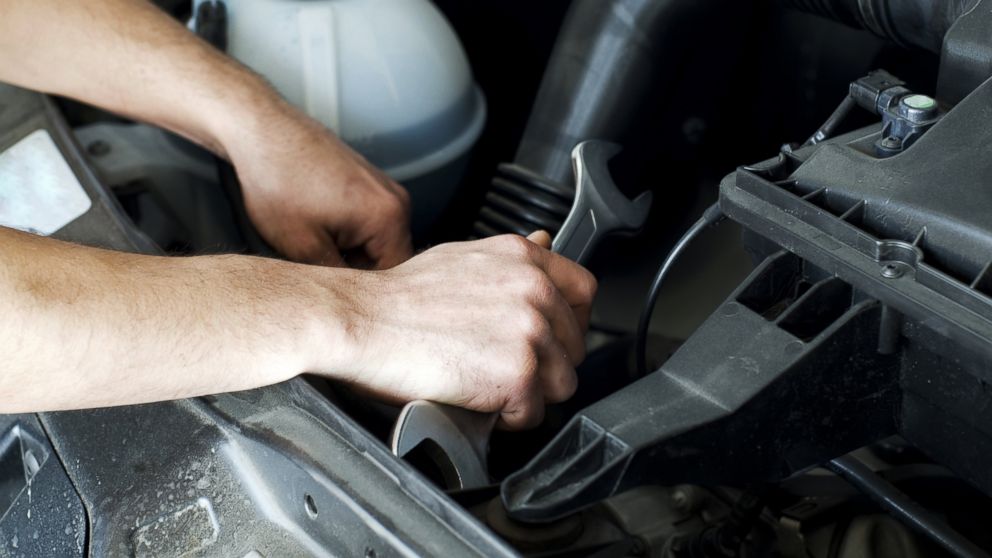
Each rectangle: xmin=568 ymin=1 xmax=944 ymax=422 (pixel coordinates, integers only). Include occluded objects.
xmin=526 ymin=230 xmax=552 ymax=249
xmin=534 ymin=251 xmax=598 ymax=313
xmin=573 ymin=300 xmax=593 ymax=334
xmin=375 ymin=180 xmax=414 ymax=269
xmin=497 ymin=380 xmax=546 ymax=431
xmin=522 ymin=231 xmax=594 ymax=334
xmin=361 ymin=221 xmax=413 ymax=270
xmin=539 ymin=285 xmax=587 ymax=365
xmin=517 ymin=235 xmax=598 ymax=311
xmin=334 ymin=218 xmax=412 ymax=270
xmin=537 ymin=338 xmax=578 ymax=403
xmin=285 ymin=227 xmax=345 ymax=267
xmin=341 ymin=249 xmax=376 ymax=270
xmin=373 ymin=232 xmax=414 ymax=270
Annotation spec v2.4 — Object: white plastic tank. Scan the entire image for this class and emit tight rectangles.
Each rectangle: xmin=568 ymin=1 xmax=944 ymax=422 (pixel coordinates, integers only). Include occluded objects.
xmin=190 ymin=0 xmax=486 ymax=233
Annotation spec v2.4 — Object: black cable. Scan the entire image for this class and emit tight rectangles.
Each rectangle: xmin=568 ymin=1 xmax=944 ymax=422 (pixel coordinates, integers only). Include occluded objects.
xmin=635 ymin=203 xmax=725 ymax=377
xmin=802 ymin=94 xmax=857 ymax=147
xmin=828 ymin=455 xmax=991 ymax=558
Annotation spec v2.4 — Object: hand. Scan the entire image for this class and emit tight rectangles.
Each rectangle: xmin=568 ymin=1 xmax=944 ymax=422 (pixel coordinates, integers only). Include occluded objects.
xmin=226 ymin=112 xmax=413 ymax=269
xmin=324 ymin=232 xmax=598 ymax=429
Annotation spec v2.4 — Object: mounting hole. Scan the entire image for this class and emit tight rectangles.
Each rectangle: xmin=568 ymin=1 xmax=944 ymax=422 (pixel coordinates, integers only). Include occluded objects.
xmin=304 ymin=494 xmax=318 ymax=519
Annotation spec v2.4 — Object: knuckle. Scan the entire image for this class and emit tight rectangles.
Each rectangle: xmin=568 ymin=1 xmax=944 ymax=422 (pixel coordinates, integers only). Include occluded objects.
xmin=498 ymin=234 xmax=534 ymax=259
xmin=520 ymin=268 xmax=554 ymax=300
xmin=503 ymin=343 xmax=539 ymax=382
xmin=516 ymin=308 xmax=548 ymax=342
xmin=343 ymin=172 xmax=371 ymax=192
xmin=534 ymin=283 xmax=557 ymax=309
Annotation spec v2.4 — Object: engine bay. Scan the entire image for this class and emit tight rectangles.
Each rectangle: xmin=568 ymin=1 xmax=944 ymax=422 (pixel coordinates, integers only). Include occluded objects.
xmin=3 ymin=0 xmax=992 ymax=556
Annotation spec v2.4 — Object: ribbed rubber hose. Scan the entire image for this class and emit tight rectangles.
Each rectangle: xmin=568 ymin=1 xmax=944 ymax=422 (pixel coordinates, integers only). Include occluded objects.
xmin=780 ymin=0 xmax=979 ymax=52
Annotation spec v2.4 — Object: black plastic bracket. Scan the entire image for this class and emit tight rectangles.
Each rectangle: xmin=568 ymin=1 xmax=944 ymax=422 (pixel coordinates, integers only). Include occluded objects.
xmin=502 ymin=253 xmax=900 ymax=522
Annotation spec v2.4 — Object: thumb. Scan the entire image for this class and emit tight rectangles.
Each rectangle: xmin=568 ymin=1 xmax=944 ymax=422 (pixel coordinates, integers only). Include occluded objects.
xmin=526 ymin=230 xmax=552 ymax=250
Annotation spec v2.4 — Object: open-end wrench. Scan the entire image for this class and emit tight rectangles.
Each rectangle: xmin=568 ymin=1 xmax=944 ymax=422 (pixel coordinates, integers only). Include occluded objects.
xmin=390 ymin=140 xmax=652 ymax=489
xmin=551 ymin=141 xmax=652 ymax=261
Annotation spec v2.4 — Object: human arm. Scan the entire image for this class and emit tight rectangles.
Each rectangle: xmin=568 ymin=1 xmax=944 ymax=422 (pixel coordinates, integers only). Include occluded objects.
xmin=0 ymin=0 xmax=411 ymax=267
xmin=0 ymin=0 xmax=598 ymax=425
xmin=0 ymin=227 xmax=595 ymax=429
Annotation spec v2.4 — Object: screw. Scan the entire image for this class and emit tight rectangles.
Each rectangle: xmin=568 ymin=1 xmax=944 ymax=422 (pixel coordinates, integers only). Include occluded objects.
xmin=880 ymin=136 xmax=903 ymax=150
xmin=881 ymin=263 xmax=903 ymax=279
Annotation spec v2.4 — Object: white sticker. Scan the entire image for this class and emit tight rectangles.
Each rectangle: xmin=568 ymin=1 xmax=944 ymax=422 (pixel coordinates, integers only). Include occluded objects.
xmin=0 ymin=129 xmax=92 ymax=236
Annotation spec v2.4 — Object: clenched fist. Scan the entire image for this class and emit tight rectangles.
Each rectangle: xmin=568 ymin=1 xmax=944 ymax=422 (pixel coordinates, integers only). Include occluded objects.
xmin=311 ymin=233 xmax=597 ymax=429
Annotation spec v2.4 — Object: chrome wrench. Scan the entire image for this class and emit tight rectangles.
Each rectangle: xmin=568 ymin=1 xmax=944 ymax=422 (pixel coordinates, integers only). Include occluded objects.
xmin=390 ymin=140 xmax=652 ymax=489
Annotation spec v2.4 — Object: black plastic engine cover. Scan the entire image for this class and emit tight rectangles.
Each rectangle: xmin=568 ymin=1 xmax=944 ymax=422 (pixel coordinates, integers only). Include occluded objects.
xmin=502 ymin=74 xmax=992 ymax=522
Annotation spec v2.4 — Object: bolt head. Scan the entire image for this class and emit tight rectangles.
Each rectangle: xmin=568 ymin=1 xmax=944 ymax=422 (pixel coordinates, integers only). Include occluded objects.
xmin=881 ymin=263 xmax=904 ymax=279
xmin=880 ymin=136 xmax=903 ymax=150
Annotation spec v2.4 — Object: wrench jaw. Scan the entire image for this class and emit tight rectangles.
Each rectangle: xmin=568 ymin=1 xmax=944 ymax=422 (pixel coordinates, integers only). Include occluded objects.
xmin=552 ymin=140 xmax=654 ymax=261
xmin=573 ymin=141 xmax=654 ymax=231
xmin=390 ymin=401 xmax=497 ymax=490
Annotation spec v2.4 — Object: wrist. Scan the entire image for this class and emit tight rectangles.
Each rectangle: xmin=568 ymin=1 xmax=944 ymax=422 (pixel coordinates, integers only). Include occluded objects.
xmin=192 ymin=254 xmax=357 ymax=385
xmin=204 ymin=76 xmax=280 ymax=159
xmin=279 ymin=263 xmax=378 ymax=383
xmin=205 ymin=71 xmax=313 ymax=164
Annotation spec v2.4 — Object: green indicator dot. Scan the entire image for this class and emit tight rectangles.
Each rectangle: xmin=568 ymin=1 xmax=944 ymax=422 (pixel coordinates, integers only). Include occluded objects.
xmin=903 ymin=94 xmax=936 ymax=110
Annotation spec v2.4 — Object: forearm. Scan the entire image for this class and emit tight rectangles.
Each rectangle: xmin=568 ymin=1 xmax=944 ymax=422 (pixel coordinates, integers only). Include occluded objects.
xmin=0 ymin=0 xmax=287 ymax=155
xmin=0 ymin=227 xmax=349 ymax=413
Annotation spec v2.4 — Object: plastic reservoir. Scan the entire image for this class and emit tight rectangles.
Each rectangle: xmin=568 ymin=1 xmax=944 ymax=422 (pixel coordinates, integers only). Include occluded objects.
xmin=191 ymin=0 xmax=486 ymax=234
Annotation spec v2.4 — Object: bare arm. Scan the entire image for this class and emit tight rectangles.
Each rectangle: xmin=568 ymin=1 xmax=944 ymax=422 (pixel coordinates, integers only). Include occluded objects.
xmin=0 ymin=0 xmax=412 ymax=267
xmin=0 ymin=226 xmax=594 ymax=429
xmin=0 ymin=226 xmax=329 ymax=412
xmin=0 ymin=0 xmax=259 ymax=156
xmin=0 ymin=1 xmax=597 ymax=425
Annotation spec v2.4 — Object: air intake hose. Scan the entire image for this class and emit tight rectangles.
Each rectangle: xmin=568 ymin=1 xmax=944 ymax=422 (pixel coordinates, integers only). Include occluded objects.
xmin=473 ymin=0 xmax=729 ymax=238
xmin=781 ymin=0 xmax=979 ymax=53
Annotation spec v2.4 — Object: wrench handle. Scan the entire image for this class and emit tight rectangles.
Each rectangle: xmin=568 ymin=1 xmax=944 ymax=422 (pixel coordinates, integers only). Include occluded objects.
xmin=552 ymin=205 xmax=600 ymax=264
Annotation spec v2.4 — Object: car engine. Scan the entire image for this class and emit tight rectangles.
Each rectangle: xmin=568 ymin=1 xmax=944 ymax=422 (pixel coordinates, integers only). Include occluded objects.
xmin=2 ymin=0 xmax=992 ymax=556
